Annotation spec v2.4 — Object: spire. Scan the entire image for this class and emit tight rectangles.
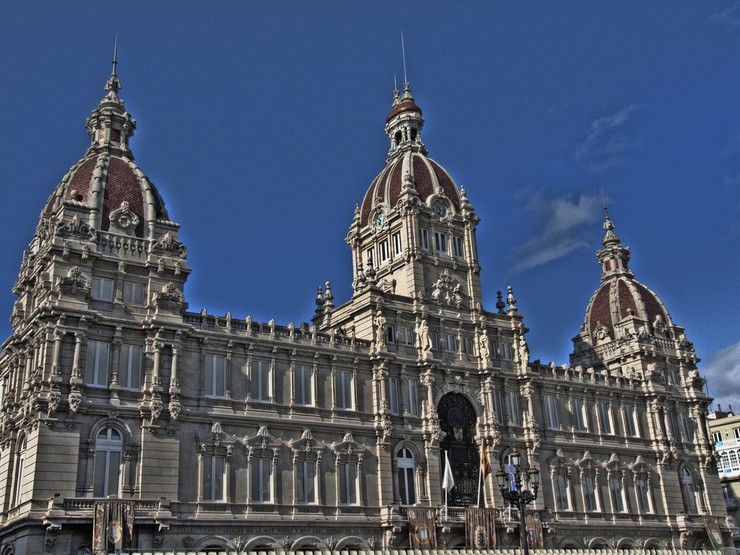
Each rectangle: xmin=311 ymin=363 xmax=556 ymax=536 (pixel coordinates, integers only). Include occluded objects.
xmin=86 ymin=40 xmax=137 ymax=159
xmin=596 ymin=209 xmax=633 ymax=281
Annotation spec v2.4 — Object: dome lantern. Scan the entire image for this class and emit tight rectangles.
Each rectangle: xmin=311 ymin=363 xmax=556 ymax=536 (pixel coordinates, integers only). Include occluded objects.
xmin=385 ymin=82 xmax=426 ymax=162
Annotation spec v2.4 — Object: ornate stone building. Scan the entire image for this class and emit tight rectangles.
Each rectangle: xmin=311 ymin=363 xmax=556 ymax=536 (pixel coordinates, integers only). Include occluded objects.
xmin=0 ymin=64 xmax=733 ymax=554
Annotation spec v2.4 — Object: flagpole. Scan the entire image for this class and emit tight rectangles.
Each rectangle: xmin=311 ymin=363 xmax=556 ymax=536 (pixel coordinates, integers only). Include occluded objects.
xmin=477 ymin=457 xmax=483 ymax=507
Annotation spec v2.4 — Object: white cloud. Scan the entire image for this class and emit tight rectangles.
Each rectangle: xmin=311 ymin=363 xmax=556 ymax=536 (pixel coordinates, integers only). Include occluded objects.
xmin=709 ymin=2 xmax=740 ymax=30
xmin=513 ymin=193 xmax=602 ymax=271
xmin=703 ymin=340 xmax=740 ymax=413
xmin=574 ymin=104 xmax=641 ymax=171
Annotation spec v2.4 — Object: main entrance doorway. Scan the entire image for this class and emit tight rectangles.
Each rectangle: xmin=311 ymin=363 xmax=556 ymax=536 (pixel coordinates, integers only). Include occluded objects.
xmin=437 ymin=392 xmax=479 ymax=506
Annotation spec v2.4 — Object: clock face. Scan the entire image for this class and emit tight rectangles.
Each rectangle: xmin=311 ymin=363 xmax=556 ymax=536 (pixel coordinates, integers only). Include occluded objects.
xmin=374 ymin=211 xmax=387 ymax=228
xmin=432 ymin=200 xmax=447 ymax=218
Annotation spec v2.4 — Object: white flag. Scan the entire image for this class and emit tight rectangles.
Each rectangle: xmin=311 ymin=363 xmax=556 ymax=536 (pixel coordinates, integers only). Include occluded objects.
xmin=442 ymin=451 xmax=455 ymax=492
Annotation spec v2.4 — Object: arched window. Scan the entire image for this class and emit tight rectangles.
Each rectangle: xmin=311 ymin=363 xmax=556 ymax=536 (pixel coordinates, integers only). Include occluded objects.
xmin=396 ymin=447 xmax=416 ymax=505
xmin=94 ymin=428 xmax=123 ymax=497
xmin=12 ymin=434 xmax=27 ymax=507
xmin=680 ymin=465 xmax=699 ymax=514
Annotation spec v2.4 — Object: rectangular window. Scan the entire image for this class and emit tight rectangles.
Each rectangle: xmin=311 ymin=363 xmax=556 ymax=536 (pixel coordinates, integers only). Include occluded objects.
xmin=545 ymin=395 xmax=560 ymax=430
xmin=712 ymin=431 xmax=723 ymax=444
xmin=452 ymin=236 xmax=464 ymax=258
xmin=206 ymin=355 xmax=227 ymax=398
xmin=85 ymin=340 xmax=110 ymax=387
xmin=430 ymin=331 xmax=439 ymax=350
xmin=250 ymin=458 xmax=272 ymax=503
xmin=623 ymin=405 xmax=638 ymax=437
xmin=636 ymin=477 xmax=650 ymax=513
xmin=573 ymin=398 xmax=587 ymax=432
xmin=123 ymin=281 xmax=146 ymax=306
xmin=294 ymin=365 xmax=313 ymax=406
xmin=367 ymin=248 xmax=375 ymax=269
xmin=420 ymin=228 xmax=430 ymax=251
xmin=584 ymin=474 xmax=598 ymax=511
xmin=500 ymin=343 xmax=514 ymax=361
xmin=678 ymin=413 xmax=692 ymax=442
xmin=389 ymin=377 xmax=400 ymax=415
xmin=434 ymin=231 xmax=447 ymax=253
xmin=598 ymin=402 xmax=613 ymax=435
xmin=380 ymin=239 xmax=390 ymax=263
xmin=461 ymin=336 xmax=474 ymax=354
xmin=555 ymin=474 xmax=569 ymax=510
xmin=386 ymin=324 xmax=396 ymax=344
xmin=733 ymin=427 xmax=740 ymax=440
xmin=119 ymin=344 xmax=142 ymax=390
xmin=392 ymin=231 xmax=402 ymax=256
xmin=397 ymin=465 xmax=416 ymax=506
xmin=493 ymin=390 xmax=506 ymax=424
xmin=252 ymin=360 xmax=270 ymax=402
xmin=297 ymin=460 xmax=316 ymax=504
xmin=401 ymin=327 xmax=415 ymax=346
xmin=335 ymin=370 xmax=353 ymax=410
xmin=407 ymin=379 xmax=419 ymax=416
xmin=91 ymin=277 xmax=114 ymax=301
xmin=667 ymin=369 xmax=680 ymax=385
xmin=339 ymin=462 xmax=357 ymax=505
xmin=611 ymin=477 xmax=625 ymax=512
xmin=202 ymin=455 xmax=225 ymax=501
xmin=444 ymin=334 xmax=458 ymax=353
xmin=508 ymin=391 xmax=521 ymax=426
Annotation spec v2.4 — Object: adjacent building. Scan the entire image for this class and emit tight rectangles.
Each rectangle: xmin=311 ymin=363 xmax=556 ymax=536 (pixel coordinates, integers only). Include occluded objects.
xmin=709 ymin=408 xmax=740 ymax=546
xmin=0 ymin=64 xmax=733 ymax=554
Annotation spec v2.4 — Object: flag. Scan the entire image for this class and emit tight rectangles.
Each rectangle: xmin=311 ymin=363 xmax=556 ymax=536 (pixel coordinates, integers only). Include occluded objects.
xmin=509 ymin=463 xmax=517 ymax=491
xmin=442 ymin=451 xmax=455 ymax=492
xmin=480 ymin=445 xmax=491 ymax=480
xmin=408 ymin=508 xmax=438 ymax=548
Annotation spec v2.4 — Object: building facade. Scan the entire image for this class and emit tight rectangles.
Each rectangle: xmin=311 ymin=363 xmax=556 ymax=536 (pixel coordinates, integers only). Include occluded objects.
xmin=709 ymin=409 xmax=740 ymax=546
xmin=0 ymin=66 xmax=733 ymax=554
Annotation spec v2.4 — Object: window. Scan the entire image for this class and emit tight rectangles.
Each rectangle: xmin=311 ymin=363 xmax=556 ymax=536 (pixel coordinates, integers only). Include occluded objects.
xmin=610 ymin=476 xmax=625 ymax=512
xmin=294 ymin=365 xmax=313 ymax=406
xmin=461 ymin=336 xmax=474 ymax=354
xmin=734 ymin=427 xmax=740 ymax=440
xmin=555 ymin=474 xmax=569 ymax=510
xmin=94 ymin=428 xmax=122 ymax=498
xmin=85 ymin=340 xmax=110 ymax=387
xmin=251 ymin=458 xmax=272 ymax=503
xmin=544 ymin=395 xmax=560 ymax=430
xmin=203 ymin=455 xmax=226 ymax=501
xmin=636 ymin=476 xmax=651 ymax=513
xmin=419 ymin=228 xmax=430 ymax=251
xmin=400 ymin=327 xmax=415 ymax=345
xmin=434 ymin=231 xmax=447 ymax=253
xmin=12 ymin=435 xmax=26 ymax=507
xmin=339 ymin=462 xmax=357 ymax=505
xmin=623 ymin=405 xmax=638 ymax=437
xmin=252 ymin=360 xmax=270 ymax=402
xmin=367 ymin=247 xmax=375 ymax=269
xmin=396 ymin=448 xmax=416 ymax=505
xmin=508 ymin=391 xmax=521 ymax=426
xmin=379 ymin=239 xmax=390 ymax=263
xmin=389 ymin=377 xmax=400 ymax=415
xmin=123 ymin=281 xmax=146 ymax=305
xmin=598 ymin=402 xmax=612 ymax=435
xmin=678 ymin=413 xmax=692 ymax=442
xmin=407 ymin=379 xmax=420 ymax=416
xmin=500 ymin=343 xmax=514 ymax=360
xmin=493 ymin=390 xmax=506 ymax=424
xmin=392 ymin=231 xmax=402 ymax=256
xmin=667 ymin=368 xmax=680 ymax=385
xmin=444 ymin=334 xmax=458 ymax=353
xmin=712 ymin=431 xmax=723 ymax=444
xmin=386 ymin=324 xmax=396 ymax=344
xmin=430 ymin=331 xmax=439 ymax=350
xmin=452 ymin=236 xmax=464 ymax=258
xmin=583 ymin=474 xmax=598 ymax=511
xmin=92 ymin=277 xmax=114 ymax=301
xmin=680 ymin=466 xmax=698 ymax=514
xmin=572 ymin=398 xmax=587 ymax=432
xmin=206 ymin=355 xmax=227 ymax=398
xmin=335 ymin=370 xmax=353 ymax=410
xmin=119 ymin=344 xmax=142 ymax=390
xmin=296 ymin=460 xmax=316 ymax=504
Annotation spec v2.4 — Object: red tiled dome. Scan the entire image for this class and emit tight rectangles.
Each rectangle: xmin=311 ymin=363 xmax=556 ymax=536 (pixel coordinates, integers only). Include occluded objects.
xmin=359 ymin=151 xmax=461 ymax=226
xmin=41 ymin=153 xmax=168 ymax=238
xmin=385 ymin=98 xmax=422 ymax=123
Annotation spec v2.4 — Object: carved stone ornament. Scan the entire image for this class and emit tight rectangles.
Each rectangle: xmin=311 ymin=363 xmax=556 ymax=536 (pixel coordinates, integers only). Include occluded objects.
xmin=109 ymin=201 xmax=140 ymax=236
xmin=154 ymin=282 xmax=185 ymax=308
xmin=57 ymin=266 xmax=91 ymax=297
xmin=168 ymin=398 xmax=181 ymax=421
xmin=68 ymin=388 xmax=82 ymax=414
xmin=429 ymin=270 xmax=465 ymax=308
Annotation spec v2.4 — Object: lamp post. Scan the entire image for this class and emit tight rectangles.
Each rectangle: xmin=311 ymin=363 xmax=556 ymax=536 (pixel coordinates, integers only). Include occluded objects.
xmin=496 ymin=448 xmax=540 ymax=555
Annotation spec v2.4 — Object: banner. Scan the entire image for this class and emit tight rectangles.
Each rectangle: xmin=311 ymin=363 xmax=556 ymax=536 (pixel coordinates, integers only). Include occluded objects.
xmin=407 ymin=507 xmax=438 ymax=548
xmin=525 ymin=510 xmax=544 ymax=549
xmin=466 ymin=508 xmax=497 ymax=549
xmin=702 ymin=516 xmax=723 ymax=549
xmin=92 ymin=500 xmax=135 ymax=554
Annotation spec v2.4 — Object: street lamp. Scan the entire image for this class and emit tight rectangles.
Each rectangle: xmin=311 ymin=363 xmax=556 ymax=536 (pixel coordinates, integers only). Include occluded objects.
xmin=496 ymin=448 xmax=540 ymax=555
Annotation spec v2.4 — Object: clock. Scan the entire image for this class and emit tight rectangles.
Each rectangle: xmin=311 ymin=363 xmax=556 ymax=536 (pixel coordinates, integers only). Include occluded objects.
xmin=374 ymin=211 xmax=387 ymax=228
xmin=432 ymin=199 xmax=447 ymax=218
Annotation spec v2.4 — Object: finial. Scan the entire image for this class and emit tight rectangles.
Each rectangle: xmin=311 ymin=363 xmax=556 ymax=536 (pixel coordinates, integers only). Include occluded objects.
xmin=104 ymin=37 xmax=122 ymax=98
xmin=401 ymin=31 xmax=408 ymax=85
xmin=496 ymin=290 xmax=506 ymax=313
xmin=506 ymin=285 xmax=518 ymax=314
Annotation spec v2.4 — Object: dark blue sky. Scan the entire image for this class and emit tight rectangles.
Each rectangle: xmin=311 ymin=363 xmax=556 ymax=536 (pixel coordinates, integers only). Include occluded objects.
xmin=1 ymin=2 xmax=739 ymax=410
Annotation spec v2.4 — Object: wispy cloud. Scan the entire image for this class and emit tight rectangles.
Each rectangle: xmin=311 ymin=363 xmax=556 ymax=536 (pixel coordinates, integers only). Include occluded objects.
xmin=513 ymin=192 xmax=602 ymax=271
xmin=709 ymin=2 xmax=740 ymax=31
xmin=704 ymin=340 xmax=740 ymax=413
xmin=574 ymin=104 xmax=641 ymax=171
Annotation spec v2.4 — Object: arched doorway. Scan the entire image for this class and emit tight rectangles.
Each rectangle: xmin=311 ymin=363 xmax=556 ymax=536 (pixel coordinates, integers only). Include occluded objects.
xmin=438 ymin=392 xmax=479 ymax=506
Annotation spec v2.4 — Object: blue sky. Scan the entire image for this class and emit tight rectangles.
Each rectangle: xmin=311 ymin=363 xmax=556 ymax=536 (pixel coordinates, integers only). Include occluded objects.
xmin=1 ymin=2 xmax=739 ymax=411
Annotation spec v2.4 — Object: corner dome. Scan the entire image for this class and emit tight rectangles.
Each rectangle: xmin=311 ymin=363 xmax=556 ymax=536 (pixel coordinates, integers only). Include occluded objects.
xmin=41 ymin=153 xmax=168 ymax=238
xmin=359 ymin=151 xmax=461 ymax=226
